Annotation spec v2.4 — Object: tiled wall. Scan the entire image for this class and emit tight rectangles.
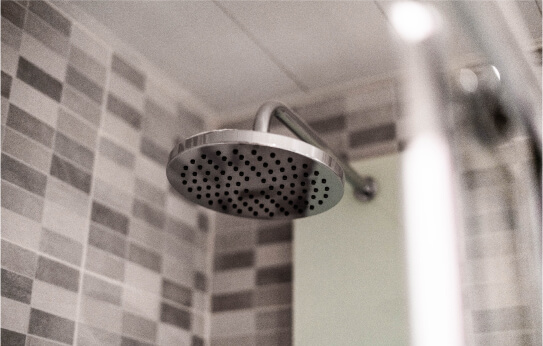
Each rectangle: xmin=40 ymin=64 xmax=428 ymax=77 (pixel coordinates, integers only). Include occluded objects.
xmin=1 ymin=1 xmax=212 ymax=345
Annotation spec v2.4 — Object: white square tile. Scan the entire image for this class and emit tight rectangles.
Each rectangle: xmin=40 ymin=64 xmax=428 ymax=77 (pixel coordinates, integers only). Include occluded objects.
xmin=31 ymin=280 xmax=78 ymax=320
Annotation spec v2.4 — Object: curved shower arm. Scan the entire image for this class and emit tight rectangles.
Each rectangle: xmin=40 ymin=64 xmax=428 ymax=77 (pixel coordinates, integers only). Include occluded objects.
xmin=253 ymin=101 xmax=377 ymax=201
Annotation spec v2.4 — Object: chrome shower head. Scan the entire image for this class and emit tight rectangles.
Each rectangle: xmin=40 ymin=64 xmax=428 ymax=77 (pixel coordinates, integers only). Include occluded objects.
xmin=167 ymin=129 xmax=344 ymax=220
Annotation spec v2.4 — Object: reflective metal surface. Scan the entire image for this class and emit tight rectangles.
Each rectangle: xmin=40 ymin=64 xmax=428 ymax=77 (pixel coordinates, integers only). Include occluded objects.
xmin=167 ymin=129 xmax=344 ymax=219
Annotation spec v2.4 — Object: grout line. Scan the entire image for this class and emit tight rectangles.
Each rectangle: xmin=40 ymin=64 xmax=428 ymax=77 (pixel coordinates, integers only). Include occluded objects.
xmin=212 ymin=0 xmax=310 ymax=93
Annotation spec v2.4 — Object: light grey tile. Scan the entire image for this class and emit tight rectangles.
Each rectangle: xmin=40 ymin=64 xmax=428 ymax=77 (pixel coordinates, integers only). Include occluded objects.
xmin=50 ymin=154 xmax=91 ymax=194
xmin=83 ymin=274 xmax=122 ymax=306
xmin=256 ymin=330 xmax=291 ymax=346
xmin=77 ymin=323 xmax=122 ymax=346
xmin=107 ymin=93 xmax=142 ymax=130
xmin=28 ymin=1 xmax=71 ymax=36
xmin=142 ymin=99 xmax=178 ymax=150
xmin=127 ymin=243 xmax=162 ymax=273
xmin=122 ymin=312 xmax=157 ymax=343
xmin=2 ymin=70 xmax=12 ymax=98
xmin=1 ymin=153 xmax=47 ymax=196
xmin=68 ymin=45 xmax=107 ymax=86
xmin=160 ymin=303 xmax=191 ymax=331
xmin=30 ymin=279 xmax=78 ymax=320
xmin=122 ymin=286 xmax=160 ymax=322
xmin=1 ymin=268 xmax=33 ymax=304
xmin=28 ymin=308 xmax=75 ymax=344
xmin=210 ymin=310 xmax=255 ymax=339
xmin=132 ymin=199 xmax=165 ymax=229
xmin=140 ymin=137 xmax=169 ymax=166
xmin=85 ymin=246 xmax=125 ymax=282
xmin=20 ymin=33 xmax=67 ymax=82
xmin=91 ymin=201 xmax=129 ymax=235
xmin=211 ymin=335 xmax=256 ymax=346
xmin=25 ymin=335 xmax=66 ymax=346
xmin=2 ymin=96 xmax=9 ymax=125
xmin=93 ymin=178 xmax=133 ymax=215
xmin=88 ymin=224 xmax=126 ymax=259
xmin=99 ymin=137 xmax=135 ymax=169
xmin=45 ymin=177 xmax=90 ymax=217
xmin=65 ymin=66 xmax=103 ymax=104
xmin=23 ymin=12 xmax=69 ymax=57
xmin=61 ymin=85 xmax=102 ymax=127
xmin=1 ymin=16 xmax=23 ymax=49
xmin=162 ymin=279 xmax=192 ymax=307
xmin=70 ymin=25 xmax=109 ymax=66
xmin=39 ymin=228 xmax=82 ymax=266
xmin=472 ymin=306 xmax=532 ymax=332
xmin=79 ymin=295 xmax=122 ymax=334
xmin=164 ymin=217 xmax=195 ymax=244
xmin=54 ymin=132 xmax=95 ymax=171
xmin=135 ymin=178 xmax=165 ymax=207
xmin=1 ymin=181 xmax=44 ymax=222
xmin=212 ymin=291 xmax=253 ymax=312
xmin=1 ymin=240 xmax=37 ymax=278
xmin=127 ymin=220 xmax=163 ymax=253
xmin=35 ymin=256 xmax=79 ymax=293
xmin=212 ymin=269 xmax=255 ymax=295
xmin=256 ymin=243 xmax=291 ymax=268
xmin=1 ymin=297 xmax=31 ymax=334
xmin=1 ymin=207 xmax=41 ymax=251
xmin=57 ymin=108 xmax=97 ymax=150
xmin=111 ymin=55 xmax=145 ymax=91
xmin=1 ymin=328 xmax=26 ymax=346
xmin=6 ymin=104 xmax=55 ymax=147
xmin=41 ymin=199 xmax=87 ymax=244
xmin=2 ymin=127 xmax=52 ymax=173
xmin=214 ymin=227 xmax=257 ymax=253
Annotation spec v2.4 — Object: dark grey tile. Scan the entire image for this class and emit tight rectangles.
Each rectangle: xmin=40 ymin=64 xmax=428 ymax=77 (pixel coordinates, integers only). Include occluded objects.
xmin=91 ymin=201 xmax=129 ymax=235
xmin=68 ymin=46 xmax=107 ymax=86
xmin=120 ymin=336 xmax=153 ymax=346
xmin=472 ymin=306 xmax=532 ymax=333
xmin=98 ymin=137 xmax=135 ymax=169
xmin=132 ymin=199 xmax=165 ymax=229
xmin=2 ymin=17 xmax=23 ymax=49
xmin=57 ymin=108 xmax=97 ymax=150
xmin=1 ymin=1 xmax=26 ymax=28
xmin=111 ymin=55 xmax=145 ymax=91
xmin=348 ymin=123 xmax=396 ymax=148
xmin=257 ymin=265 xmax=292 ymax=286
xmin=88 ymin=223 xmax=126 ymax=258
xmin=162 ymin=279 xmax=192 ymax=307
xmin=65 ymin=66 xmax=103 ymax=105
xmin=39 ymin=228 xmax=82 ymax=266
xmin=17 ymin=57 xmax=62 ymax=102
xmin=62 ymin=86 xmax=102 ymax=127
xmin=140 ymin=137 xmax=169 ymax=166
xmin=1 ymin=329 xmax=26 ymax=346
xmin=192 ymin=336 xmax=204 ymax=346
xmin=212 ymin=291 xmax=253 ymax=312
xmin=194 ymin=271 xmax=207 ymax=292
xmin=50 ymin=154 xmax=92 ymax=194
xmin=35 ymin=256 xmax=79 ymax=292
xmin=128 ymin=242 xmax=162 ymax=273
xmin=214 ymin=251 xmax=254 ymax=272
xmin=198 ymin=212 xmax=209 ymax=233
xmin=463 ymin=166 xmax=510 ymax=190
xmin=1 ymin=240 xmax=38 ymax=278
xmin=2 ymin=71 xmax=12 ymax=98
xmin=28 ymin=1 xmax=71 ymax=36
xmin=77 ymin=323 xmax=122 ymax=346
xmin=1 ymin=153 xmax=47 ymax=196
xmin=23 ymin=12 xmax=69 ymax=57
xmin=256 ymin=330 xmax=291 ymax=346
xmin=257 ymin=222 xmax=292 ymax=244
xmin=7 ymin=104 xmax=55 ymax=147
xmin=54 ymin=132 xmax=94 ymax=171
xmin=309 ymin=114 xmax=346 ymax=134
xmin=164 ymin=217 xmax=195 ymax=244
xmin=106 ymin=93 xmax=142 ymax=129
xmin=256 ymin=309 xmax=291 ymax=330
xmin=1 ymin=180 xmax=44 ymax=222
xmin=255 ymin=284 xmax=292 ymax=307
xmin=160 ymin=302 xmax=191 ymax=330
xmin=1 ymin=268 xmax=33 ymax=304
xmin=28 ymin=308 xmax=75 ymax=345
xmin=82 ymin=274 xmax=122 ymax=306
xmin=122 ymin=312 xmax=157 ymax=344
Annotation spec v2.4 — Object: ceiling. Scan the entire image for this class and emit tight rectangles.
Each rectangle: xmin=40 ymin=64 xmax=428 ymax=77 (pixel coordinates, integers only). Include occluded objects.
xmin=71 ymin=1 xmax=541 ymax=121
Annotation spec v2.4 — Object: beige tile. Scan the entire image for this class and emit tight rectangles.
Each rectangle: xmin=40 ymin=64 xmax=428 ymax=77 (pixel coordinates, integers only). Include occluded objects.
xmin=57 ymin=107 xmax=98 ymax=150
xmin=2 ymin=127 xmax=52 ymax=174
xmin=109 ymin=73 xmax=144 ymax=112
xmin=129 ymin=219 xmax=164 ymax=254
xmin=20 ymin=33 xmax=67 ymax=81
xmin=42 ymin=200 xmax=88 ymax=243
xmin=93 ymin=178 xmax=133 ymax=215
xmin=193 ymin=291 xmax=207 ymax=312
xmin=213 ymin=269 xmax=255 ymax=294
xmin=1 ymin=43 xmax=19 ymax=76
xmin=165 ymin=194 xmax=198 ymax=228
xmin=1 ymin=207 xmax=42 ymax=251
xmin=211 ymin=335 xmax=255 ymax=346
xmin=79 ymin=295 xmax=123 ymax=334
xmin=157 ymin=322 xmax=192 ymax=346
xmin=124 ymin=262 xmax=161 ymax=295
xmin=94 ymin=155 xmax=135 ymax=196
xmin=122 ymin=312 xmax=157 ymax=343
xmin=136 ymin=155 xmax=169 ymax=191
xmin=1 ymin=297 xmax=31 ymax=334
xmin=70 ymin=25 xmax=110 ymax=65
xmin=10 ymin=79 xmax=59 ymax=127
xmin=161 ymin=254 xmax=194 ymax=289
xmin=256 ymin=243 xmax=292 ymax=267
xmin=211 ymin=310 xmax=255 ymax=338
xmin=122 ymin=286 xmax=160 ymax=321
xmin=45 ymin=177 xmax=90 ymax=217
xmin=102 ymin=113 xmax=140 ymax=151
xmin=85 ymin=246 xmax=125 ymax=282
xmin=31 ymin=280 xmax=78 ymax=320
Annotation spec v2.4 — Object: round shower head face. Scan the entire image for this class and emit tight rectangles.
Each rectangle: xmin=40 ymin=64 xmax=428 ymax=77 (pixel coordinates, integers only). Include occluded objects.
xmin=167 ymin=129 xmax=344 ymax=220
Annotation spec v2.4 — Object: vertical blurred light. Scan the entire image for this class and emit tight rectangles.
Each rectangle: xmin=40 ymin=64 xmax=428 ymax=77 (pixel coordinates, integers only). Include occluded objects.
xmin=390 ymin=2 xmax=465 ymax=346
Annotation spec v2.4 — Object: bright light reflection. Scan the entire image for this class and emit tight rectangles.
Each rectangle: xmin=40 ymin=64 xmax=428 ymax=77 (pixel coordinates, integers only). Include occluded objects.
xmin=491 ymin=65 xmax=501 ymax=80
xmin=390 ymin=2 xmax=436 ymax=42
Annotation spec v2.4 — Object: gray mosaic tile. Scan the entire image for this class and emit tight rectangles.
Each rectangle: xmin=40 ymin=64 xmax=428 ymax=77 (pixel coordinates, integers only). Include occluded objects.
xmin=256 ymin=265 xmax=292 ymax=286
xmin=122 ymin=312 xmax=157 ymax=343
xmin=140 ymin=137 xmax=169 ymax=166
xmin=177 ymin=105 xmax=205 ymax=137
xmin=256 ymin=309 xmax=291 ymax=330
xmin=255 ymin=284 xmax=292 ymax=307
xmin=99 ymin=137 xmax=135 ymax=169
xmin=65 ymin=66 xmax=103 ymax=105
xmin=23 ymin=12 xmax=69 ymax=57
xmin=135 ymin=178 xmax=165 ymax=207
xmin=77 ymin=323 xmax=122 ymax=346
xmin=214 ymin=251 xmax=254 ymax=272
xmin=348 ymin=122 xmax=396 ymax=148
xmin=7 ymin=104 xmax=55 ymax=147
xmin=54 ymin=132 xmax=94 ymax=171
xmin=83 ymin=274 xmax=122 ymax=306
xmin=120 ymin=336 xmax=153 ymax=346
xmin=28 ymin=308 xmax=74 ymax=345
xmin=2 ymin=296 xmax=31 ymax=334
xmin=162 ymin=279 xmax=192 ymax=307
xmin=256 ymin=330 xmax=291 ymax=346
xmin=26 ymin=334 xmax=69 ymax=346
xmin=2 ymin=20 xmax=22 ymax=52
xmin=1 ymin=153 xmax=47 ymax=197
xmin=68 ymin=46 xmax=107 ymax=86
xmin=39 ymin=228 xmax=82 ymax=266
xmin=132 ymin=199 xmax=165 ymax=229
xmin=194 ymin=271 xmax=207 ymax=292
xmin=57 ymin=108 xmax=97 ymax=150
xmin=142 ymin=99 xmax=178 ymax=149
xmin=88 ymin=223 xmax=127 ymax=258
xmin=212 ymin=291 xmax=253 ymax=312
xmin=1 ymin=180 xmax=44 ymax=222
xmin=464 ymin=166 xmax=510 ymax=190
xmin=91 ymin=201 xmax=129 ymax=235
xmin=61 ymin=86 xmax=102 ymax=127
xmin=160 ymin=303 xmax=191 ymax=330
xmin=308 ymin=114 xmax=346 ymax=134
xmin=2 ymin=71 xmax=12 ymax=98
xmin=1 ymin=269 xmax=33 ymax=304
xmin=35 ymin=256 xmax=79 ymax=293
xmin=85 ymin=246 xmax=125 ymax=282
xmin=50 ymin=154 xmax=92 ymax=194
xmin=28 ymin=1 xmax=71 ymax=37
xmin=107 ymin=93 xmax=142 ymax=130
xmin=164 ymin=217 xmax=195 ymax=244
xmin=17 ymin=57 xmax=62 ymax=102
xmin=257 ymin=222 xmax=292 ymax=244
xmin=128 ymin=243 xmax=162 ymax=273
xmin=192 ymin=335 xmax=205 ymax=346
xmin=2 ymin=128 xmax=52 ymax=173
xmin=1 ymin=328 xmax=26 ymax=346
xmin=1 ymin=240 xmax=37 ymax=278
xmin=111 ymin=55 xmax=145 ymax=91
xmin=1 ymin=1 xmax=25 ymax=28
xmin=472 ymin=305 xmax=532 ymax=332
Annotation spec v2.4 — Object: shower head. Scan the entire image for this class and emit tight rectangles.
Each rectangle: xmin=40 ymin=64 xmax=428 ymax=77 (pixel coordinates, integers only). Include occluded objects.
xmin=167 ymin=129 xmax=344 ymax=220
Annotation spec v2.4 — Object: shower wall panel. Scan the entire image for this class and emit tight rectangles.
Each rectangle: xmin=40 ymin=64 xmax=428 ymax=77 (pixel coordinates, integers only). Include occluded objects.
xmin=1 ymin=1 xmax=211 ymax=345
